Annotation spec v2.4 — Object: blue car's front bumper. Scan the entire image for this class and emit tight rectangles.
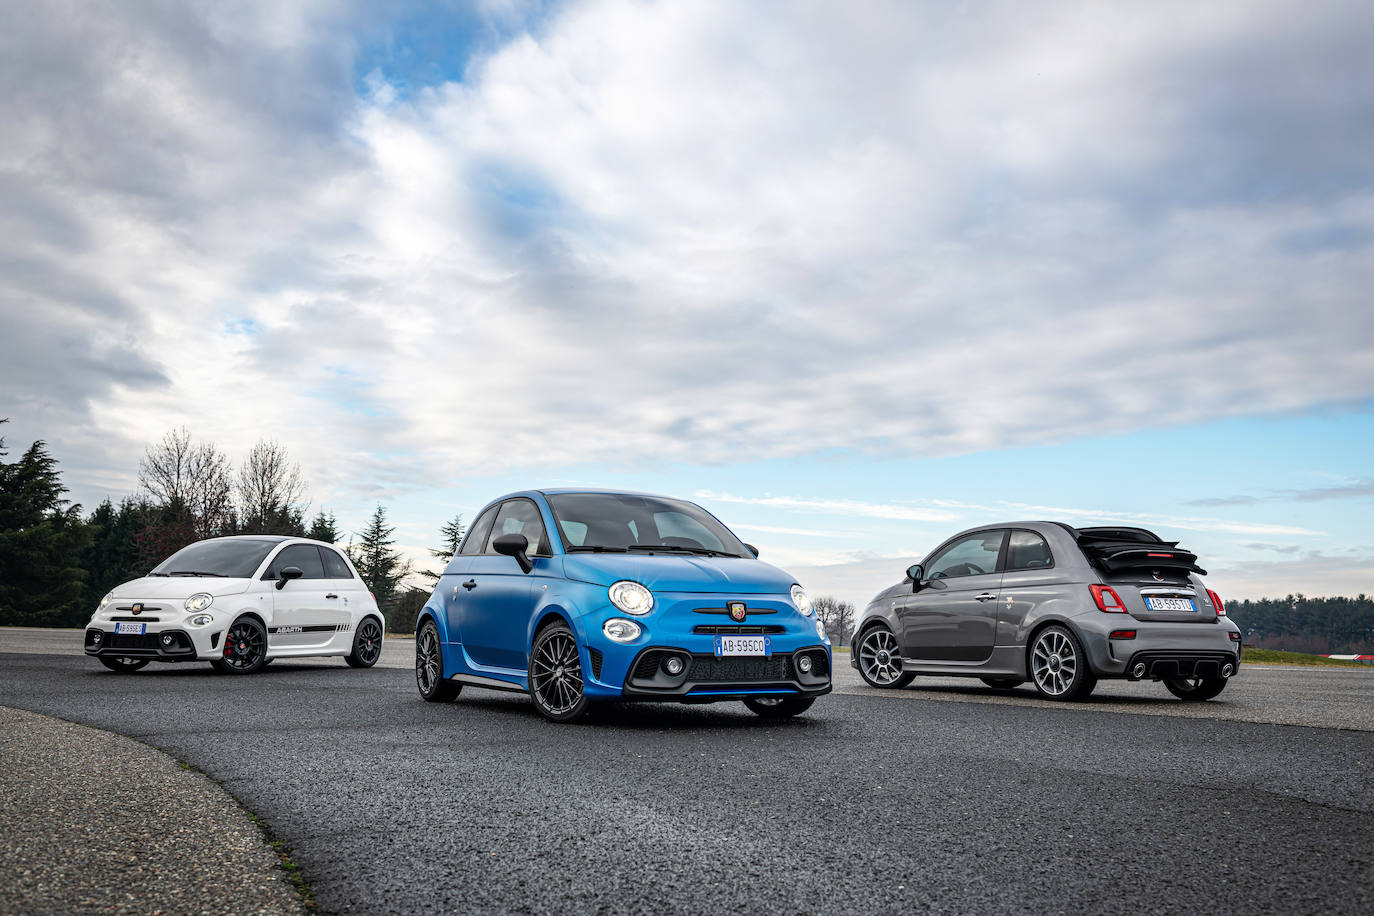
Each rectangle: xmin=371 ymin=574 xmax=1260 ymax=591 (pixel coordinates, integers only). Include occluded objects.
xmin=577 ymin=591 xmax=832 ymax=702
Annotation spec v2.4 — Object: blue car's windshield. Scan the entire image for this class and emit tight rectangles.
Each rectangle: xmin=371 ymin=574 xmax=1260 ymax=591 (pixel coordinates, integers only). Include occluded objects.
xmin=547 ymin=493 xmax=750 ymax=558
xmin=150 ymin=538 xmax=280 ymax=578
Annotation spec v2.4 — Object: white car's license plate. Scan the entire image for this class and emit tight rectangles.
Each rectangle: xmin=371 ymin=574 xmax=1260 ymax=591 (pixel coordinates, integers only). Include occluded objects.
xmin=1145 ymin=597 xmax=1197 ymax=612
xmin=114 ymin=622 xmax=146 ymax=635
xmin=714 ymin=635 xmax=770 ymax=657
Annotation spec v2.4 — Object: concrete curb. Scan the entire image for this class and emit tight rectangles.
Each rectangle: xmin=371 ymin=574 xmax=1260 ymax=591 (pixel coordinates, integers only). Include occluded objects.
xmin=0 ymin=705 xmax=306 ymax=915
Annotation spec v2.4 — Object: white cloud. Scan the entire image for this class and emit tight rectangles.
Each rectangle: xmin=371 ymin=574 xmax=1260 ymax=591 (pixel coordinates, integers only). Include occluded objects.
xmin=698 ymin=491 xmax=961 ymax=523
xmin=1 ymin=0 xmax=1372 ymax=528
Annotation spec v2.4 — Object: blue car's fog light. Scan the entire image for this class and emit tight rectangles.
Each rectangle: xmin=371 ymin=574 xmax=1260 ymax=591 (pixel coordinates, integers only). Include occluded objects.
xmin=603 ymin=618 xmax=642 ymax=643
xmin=664 ymin=656 xmax=684 ymax=676
xmin=798 ymin=655 xmax=813 ymax=673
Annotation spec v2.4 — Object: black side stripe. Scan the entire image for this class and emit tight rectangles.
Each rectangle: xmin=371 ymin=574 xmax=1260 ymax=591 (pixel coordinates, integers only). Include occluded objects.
xmin=267 ymin=624 xmax=353 ymax=634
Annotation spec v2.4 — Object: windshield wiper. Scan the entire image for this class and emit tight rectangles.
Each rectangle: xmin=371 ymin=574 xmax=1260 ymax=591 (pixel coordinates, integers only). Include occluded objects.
xmin=565 ymin=545 xmax=629 ymax=553
xmin=167 ymin=571 xmax=228 ymax=577
xmin=147 ymin=572 xmax=169 ymax=577
xmin=626 ymin=544 xmax=738 ymax=557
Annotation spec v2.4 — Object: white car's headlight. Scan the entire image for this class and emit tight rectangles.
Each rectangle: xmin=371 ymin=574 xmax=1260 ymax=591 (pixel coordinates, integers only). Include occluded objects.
xmin=791 ymin=584 xmax=813 ymax=616
xmin=98 ymin=591 xmax=113 ymax=610
xmin=189 ymin=614 xmax=213 ymax=627
xmin=185 ymin=593 xmax=214 ymax=612
xmin=603 ymin=618 xmax=642 ymax=643
xmin=608 ymin=581 xmax=654 ymax=616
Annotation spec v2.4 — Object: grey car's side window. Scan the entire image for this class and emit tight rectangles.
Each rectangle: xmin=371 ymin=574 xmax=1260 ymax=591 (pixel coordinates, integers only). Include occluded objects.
xmin=927 ymin=531 xmax=1006 ymax=579
xmin=460 ymin=506 xmax=499 ymax=556
xmin=489 ymin=499 xmax=550 ymax=557
xmin=1005 ymin=530 xmax=1054 ymax=572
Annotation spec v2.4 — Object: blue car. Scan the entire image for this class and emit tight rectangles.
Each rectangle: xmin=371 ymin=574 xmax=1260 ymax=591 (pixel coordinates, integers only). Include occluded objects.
xmin=414 ymin=489 xmax=832 ymax=721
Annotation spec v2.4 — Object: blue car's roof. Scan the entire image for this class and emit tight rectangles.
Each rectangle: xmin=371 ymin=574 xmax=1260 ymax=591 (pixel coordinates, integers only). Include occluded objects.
xmin=534 ymin=487 xmax=667 ymax=498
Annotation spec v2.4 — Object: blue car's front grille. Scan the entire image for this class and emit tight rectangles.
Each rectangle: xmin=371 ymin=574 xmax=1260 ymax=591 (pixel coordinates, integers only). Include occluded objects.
xmin=688 ymin=654 xmax=793 ymax=682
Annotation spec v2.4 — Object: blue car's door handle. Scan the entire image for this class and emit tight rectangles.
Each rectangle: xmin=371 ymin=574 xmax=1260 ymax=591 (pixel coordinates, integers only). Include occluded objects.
xmin=462 ymin=579 xmax=478 ymax=590
xmin=974 ymin=592 xmax=997 ymax=602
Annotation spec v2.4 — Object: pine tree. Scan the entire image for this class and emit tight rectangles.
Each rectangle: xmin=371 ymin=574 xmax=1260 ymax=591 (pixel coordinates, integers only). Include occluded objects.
xmin=81 ymin=497 xmax=144 ymax=611
xmin=307 ymin=510 xmax=340 ymax=543
xmin=0 ymin=427 xmax=91 ymax=626
xmin=421 ymin=512 xmax=465 ymax=582
xmin=347 ymin=505 xmax=412 ymax=625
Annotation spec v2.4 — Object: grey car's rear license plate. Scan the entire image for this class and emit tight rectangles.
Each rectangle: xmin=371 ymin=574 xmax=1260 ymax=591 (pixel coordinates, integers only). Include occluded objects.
xmin=1145 ymin=596 xmax=1197 ymax=612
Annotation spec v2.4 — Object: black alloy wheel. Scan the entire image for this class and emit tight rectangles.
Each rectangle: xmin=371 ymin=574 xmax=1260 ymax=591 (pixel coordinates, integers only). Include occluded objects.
xmin=346 ymin=617 xmax=384 ymax=668
xmin=212 ymin=617 xmax=268 ymax=674
xmin=743 ymin=696 xmax=816 ymax=719
xmin=528 ymin=623 xmax=589 ymax=723
xmin=1164 ymin=676 xmax=1228 ymax=701
xmin=1028 ymin=625 xmax=1097 ymax=701
xmin=98 ymin=656 xmax=150 ymax=673
xmin=856 ymin=625 xmax=917 ymax=689
xmin=981 ymin=677 xmax=1023 ymax=690
xmin=416 ymin=618 xmax=460 ymax=702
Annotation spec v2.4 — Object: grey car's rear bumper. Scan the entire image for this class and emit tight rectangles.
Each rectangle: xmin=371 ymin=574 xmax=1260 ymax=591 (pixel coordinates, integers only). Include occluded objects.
xmin=1077 ymin=617 xmax=1241 ymax=679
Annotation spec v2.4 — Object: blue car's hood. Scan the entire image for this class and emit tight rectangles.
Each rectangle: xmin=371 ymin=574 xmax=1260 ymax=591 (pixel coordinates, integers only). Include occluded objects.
xmin=561 ymin=554 xmax=796 ymax=595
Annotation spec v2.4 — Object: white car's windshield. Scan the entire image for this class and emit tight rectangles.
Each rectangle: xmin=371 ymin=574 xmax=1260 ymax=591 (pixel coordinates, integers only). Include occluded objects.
xmin=150 ymin=539 xmax=280 ymax=578
xmin=547 ymin=493 xmax=749 ymax=557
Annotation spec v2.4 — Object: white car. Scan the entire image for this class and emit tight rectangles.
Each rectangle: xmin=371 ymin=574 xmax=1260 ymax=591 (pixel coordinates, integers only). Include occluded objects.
xmin=84 ymin=535 xmax=385 ymax=674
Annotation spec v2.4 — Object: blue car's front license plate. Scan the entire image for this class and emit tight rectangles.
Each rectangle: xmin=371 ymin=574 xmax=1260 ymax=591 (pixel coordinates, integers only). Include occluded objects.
xmin=114 ymin=622 xmax=146 ymax=635
xmin=714 ymin=635 xmax=770 ymax=657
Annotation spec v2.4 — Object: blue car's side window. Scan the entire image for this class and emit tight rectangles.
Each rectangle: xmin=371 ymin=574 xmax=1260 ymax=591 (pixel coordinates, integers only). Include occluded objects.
xmin=460 ymin=506 xmax=499 ymax=556
xmin=491 ymin=499 xmax=551 ymax=556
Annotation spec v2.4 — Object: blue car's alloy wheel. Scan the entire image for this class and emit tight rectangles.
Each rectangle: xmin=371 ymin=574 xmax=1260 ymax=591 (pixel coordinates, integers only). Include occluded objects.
xmin=529 ymin=624 xmax=589 ymax=722
xmin=416 ymin=619 xmax=461 ymax=702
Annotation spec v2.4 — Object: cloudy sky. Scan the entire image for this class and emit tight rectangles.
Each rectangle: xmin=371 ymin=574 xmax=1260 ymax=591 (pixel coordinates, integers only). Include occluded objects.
xmin=2 ymin=0 xmax=1371 ymax=606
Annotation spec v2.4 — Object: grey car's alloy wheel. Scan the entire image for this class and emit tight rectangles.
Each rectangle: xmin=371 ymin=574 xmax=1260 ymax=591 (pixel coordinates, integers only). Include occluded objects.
xmin=346 ymin=616 xmax=384 ymax=668
xmin=529 ymin=623 xmax=590 ymax=723
xmin=1029 ymin=625 xmax=1096 ymax=701
xmin=1164 ymin=676 xmax=1228 ymax=701
xmin=743 ymin=696 xmax=815 ymax=718
xmin=98 ymin=656 xmax=149 ymax=673
xmin=416 ymin=619 xmax=461 ymax=702
xmin=211 ymin=617 xmax=268 ymax=674
xmin=857 ymin=626 xmax=916 ymax=689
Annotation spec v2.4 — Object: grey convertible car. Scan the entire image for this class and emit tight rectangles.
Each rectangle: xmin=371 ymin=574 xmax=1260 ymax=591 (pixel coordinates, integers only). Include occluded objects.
xmin=850 ymin=522 xmax=1242 ymax=701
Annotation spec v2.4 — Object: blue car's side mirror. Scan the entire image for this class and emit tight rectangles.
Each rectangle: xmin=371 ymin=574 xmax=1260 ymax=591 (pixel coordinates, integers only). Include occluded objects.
xmin=492 ymin=533 xmax=534 ymax=574
xmin=744 ymin=543 xmax=760 ymax=558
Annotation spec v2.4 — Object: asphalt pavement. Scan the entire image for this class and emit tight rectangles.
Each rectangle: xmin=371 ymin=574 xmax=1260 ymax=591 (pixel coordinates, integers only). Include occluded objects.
xmin=1 ymin=641 xmax=1372 ymax=915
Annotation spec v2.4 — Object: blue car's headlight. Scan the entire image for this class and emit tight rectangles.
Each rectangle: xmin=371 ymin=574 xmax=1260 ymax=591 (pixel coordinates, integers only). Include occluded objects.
xmin=609 ymin=581 xmax=654 ymax=616
xmin=815 ymin=617 xmax=828 ymax=641
xmin=791 ymin=585 xmax=813 ymax=616
xmin=603 ymin=619 xmax=642 ymax=643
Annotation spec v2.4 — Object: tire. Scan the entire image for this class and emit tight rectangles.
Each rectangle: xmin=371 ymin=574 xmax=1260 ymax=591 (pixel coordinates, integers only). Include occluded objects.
xmin=856 ymin=625 xmax=916 ymax=689
xmin=981 ymin=677 xmax=1023 ymax=690
xmin=1164 ymin=676 xmax=1228 ymax=701
xmin=346 ymin=616 xmax=384 ymax=668
xmin=98 ymin=656 xmax=149 ymax=673
xmin=416 ymin=618 xmax=461 ymax=702
xmin=528 ymin=623 xmax=589 ymax=723
xmin=1028 ymin=625 xmax=1097 ymax=701
xmin=214 ymin=616 xmax=269 ymax=675
xmin=743 ymin=696 xmax=815 ymax=719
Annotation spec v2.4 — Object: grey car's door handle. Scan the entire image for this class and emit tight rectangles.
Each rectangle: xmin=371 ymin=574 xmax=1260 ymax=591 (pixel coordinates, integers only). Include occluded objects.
xmin=974 ymin=593 xmax=997 ymax=602
xmin=462 ymin=579 xmax=477 ymax=590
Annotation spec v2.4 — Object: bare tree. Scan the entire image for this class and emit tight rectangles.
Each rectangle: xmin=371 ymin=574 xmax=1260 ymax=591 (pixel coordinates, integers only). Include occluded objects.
xmin=138 ymin=428 xmax=234 ymax=540
xmin=813 ymin=595 xmax=857 ymax=645
xmin=236 ymin=439 xmax=306 ymax=535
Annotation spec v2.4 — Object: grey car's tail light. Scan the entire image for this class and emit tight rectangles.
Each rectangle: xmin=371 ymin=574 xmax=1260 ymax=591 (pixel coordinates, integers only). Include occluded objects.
xmin=1207 ymin=588 xmax=1227 ymax=616
xmin=1091 ymin=584 xmax=1128 ymax=613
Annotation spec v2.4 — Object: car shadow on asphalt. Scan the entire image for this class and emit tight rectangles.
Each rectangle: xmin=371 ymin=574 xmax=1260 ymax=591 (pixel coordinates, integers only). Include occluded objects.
xmin=446 ymin=692 xmax=821 ymax=730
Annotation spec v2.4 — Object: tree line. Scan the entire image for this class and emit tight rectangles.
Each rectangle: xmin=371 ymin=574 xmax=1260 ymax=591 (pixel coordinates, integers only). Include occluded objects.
xmin=0 ymin=421 xmax=462 ymax=633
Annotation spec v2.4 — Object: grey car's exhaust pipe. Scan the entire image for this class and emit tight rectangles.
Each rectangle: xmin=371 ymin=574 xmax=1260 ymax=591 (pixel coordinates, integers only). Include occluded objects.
xmin=1221 ymin=663 xmax=1235 ymax=678
xmin=1131 ymin=662 xmax=1147 ymax=679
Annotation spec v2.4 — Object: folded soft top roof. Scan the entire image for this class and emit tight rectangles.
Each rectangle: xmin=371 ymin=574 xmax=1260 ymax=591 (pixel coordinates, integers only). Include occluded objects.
xmin=1071 ymin=526 xmax=1208 ymax=577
